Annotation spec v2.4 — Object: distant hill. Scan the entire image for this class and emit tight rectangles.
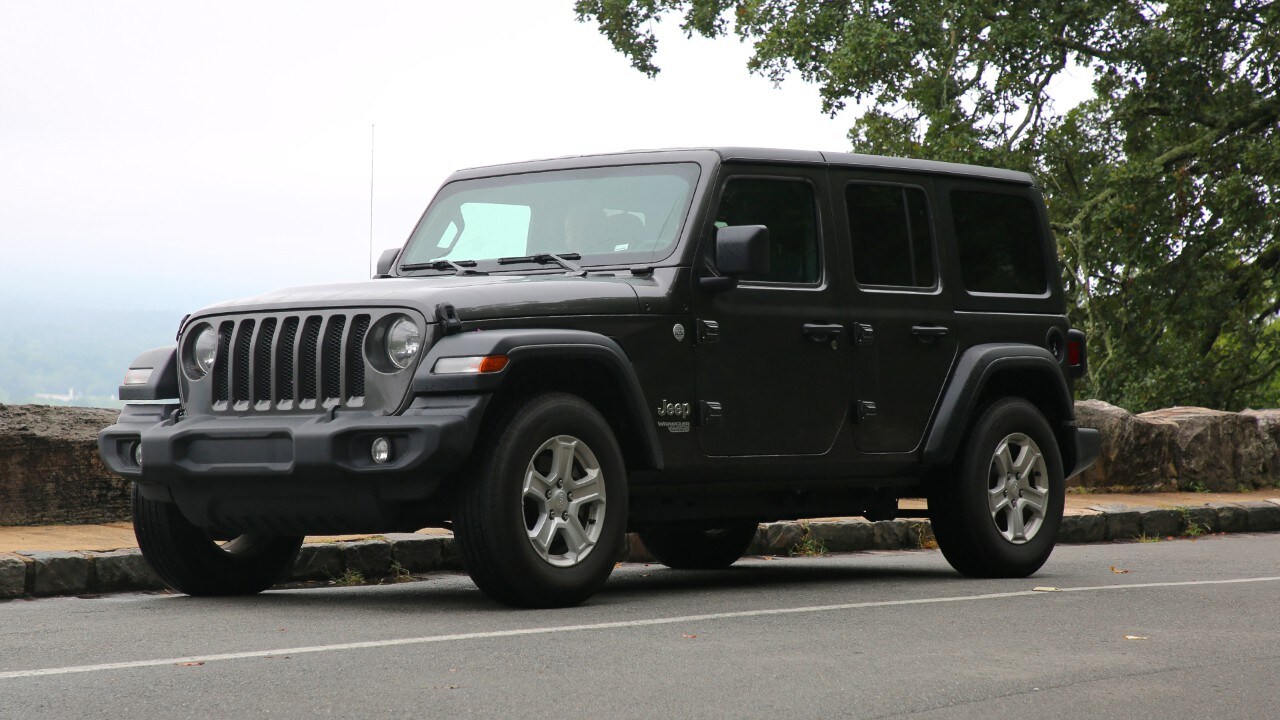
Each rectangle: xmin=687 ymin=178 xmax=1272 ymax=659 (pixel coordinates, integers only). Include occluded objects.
xmin=0 ymin=306 xmax=183 ymax=408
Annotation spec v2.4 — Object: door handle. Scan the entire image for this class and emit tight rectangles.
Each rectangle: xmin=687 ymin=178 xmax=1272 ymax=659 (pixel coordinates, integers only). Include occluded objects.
xmin=911 ymin=325 xmax=949 ymax=341
xmin=803 ymin=323 xmax=845 ymax=342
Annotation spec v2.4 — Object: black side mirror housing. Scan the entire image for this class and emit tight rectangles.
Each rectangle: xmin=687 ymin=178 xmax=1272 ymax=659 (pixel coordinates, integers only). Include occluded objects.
xmin=702 ymin=225 xmax=769 ymax=291
xmin=374 ymin=248 xmax=401 ymax=278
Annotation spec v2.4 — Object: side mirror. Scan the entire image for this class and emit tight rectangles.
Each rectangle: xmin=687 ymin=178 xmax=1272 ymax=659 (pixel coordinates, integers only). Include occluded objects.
xmin=702 ymin=225 xmax=769 ymax=291
xmin=374 ymin=248 xmax=401 ymax=278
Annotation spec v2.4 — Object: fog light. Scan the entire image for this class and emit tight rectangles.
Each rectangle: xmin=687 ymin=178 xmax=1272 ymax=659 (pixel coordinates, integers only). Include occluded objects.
xmin=132 ymin=441 xmax=143 ymax=468
xmin=371 ymin=437 xmax=392 ymax=465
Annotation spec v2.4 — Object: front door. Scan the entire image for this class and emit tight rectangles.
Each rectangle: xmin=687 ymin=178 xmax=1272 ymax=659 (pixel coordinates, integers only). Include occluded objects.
xmin=831 ymin=170 xmax=957 ymax=453
xmin=692 ymin=167 xmax=850 ymax=457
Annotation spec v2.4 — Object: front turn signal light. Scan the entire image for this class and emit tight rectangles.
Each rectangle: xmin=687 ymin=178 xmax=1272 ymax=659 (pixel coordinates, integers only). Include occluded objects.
xmin=432 ymin=355 xmax=509 ymax=375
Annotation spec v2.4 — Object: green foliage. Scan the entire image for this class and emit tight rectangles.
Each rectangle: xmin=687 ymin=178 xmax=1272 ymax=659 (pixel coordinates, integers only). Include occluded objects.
xmin=577 ymin=0 xmax=1280 ymax=411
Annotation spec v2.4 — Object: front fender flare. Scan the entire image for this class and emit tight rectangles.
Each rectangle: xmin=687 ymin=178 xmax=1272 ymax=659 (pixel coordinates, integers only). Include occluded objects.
xmin=412 ymin=329 xmax=663 ymax=470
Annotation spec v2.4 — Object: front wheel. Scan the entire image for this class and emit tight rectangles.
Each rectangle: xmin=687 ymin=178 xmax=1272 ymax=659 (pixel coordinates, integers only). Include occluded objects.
xmin=453 ymin=393 xmax=628 ymax=608
xmin=928 ymin=398 xmax=1065 ymax=578
xmin=132 ymin=485 xmax=303 ymax=596
xmin=638 ymin=522 xmax=759 ymax=569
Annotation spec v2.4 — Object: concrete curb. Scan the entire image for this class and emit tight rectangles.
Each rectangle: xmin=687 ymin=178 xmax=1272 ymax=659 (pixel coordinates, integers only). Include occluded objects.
xmin=4 ymin=500 xmax=1280 ymax=600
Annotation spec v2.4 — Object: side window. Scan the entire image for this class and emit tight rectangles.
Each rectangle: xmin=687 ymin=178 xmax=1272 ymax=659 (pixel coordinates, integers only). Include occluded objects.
xmin=951 ymin=190 xmax=1048 ymax=294
xmin=846 ymin=184 xmax=935 ymax=288
xmin=714 ymin=178 xmax=820 ymax=284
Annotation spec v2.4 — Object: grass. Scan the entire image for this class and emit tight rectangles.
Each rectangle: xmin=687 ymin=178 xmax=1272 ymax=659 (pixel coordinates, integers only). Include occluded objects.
xmin=331 ymin=569 xmax=366 ymax=587
xmin=789 ymin=523 xmax=828 ymax=557
xmin=1136 ymin=534 xmax=1164 ymax=543
xmin=387 ymin=560 xmax=415 ymax=583
xmin=1174 ymin=506 xmax=1209 ymax=538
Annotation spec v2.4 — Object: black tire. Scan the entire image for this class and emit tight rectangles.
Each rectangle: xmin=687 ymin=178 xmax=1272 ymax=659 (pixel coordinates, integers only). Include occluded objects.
xmin=638 ymin=522 xmax=759 ymax=569
xmin=132 ymin=484 xmax=303 ymax=596
xmin=929 ymin=398 xmax=1065 ymax=578
xmin=453 ymin=392 xmax=628 ymax=608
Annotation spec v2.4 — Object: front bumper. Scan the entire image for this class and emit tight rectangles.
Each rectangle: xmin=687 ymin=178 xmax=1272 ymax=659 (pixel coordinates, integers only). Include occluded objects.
xmin=97 ymin=396 xmax=488 ymax=533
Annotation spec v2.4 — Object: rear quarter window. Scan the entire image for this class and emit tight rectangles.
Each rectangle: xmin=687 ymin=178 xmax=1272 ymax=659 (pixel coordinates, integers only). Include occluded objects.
xmin=950 ymin=190 xmax=1048 ymax=295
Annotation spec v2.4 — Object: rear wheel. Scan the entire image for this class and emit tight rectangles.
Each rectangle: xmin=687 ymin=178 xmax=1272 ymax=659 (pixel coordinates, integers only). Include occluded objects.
xmin=929 ymin=398 xmax=1064 ymax=578
xmin=132 ymin=485 xmax=303 ymax=596
xmin=453 ymin=393 xmax=627 ymax=608
xmin=638 ymin=522 xmax=759 ymax=569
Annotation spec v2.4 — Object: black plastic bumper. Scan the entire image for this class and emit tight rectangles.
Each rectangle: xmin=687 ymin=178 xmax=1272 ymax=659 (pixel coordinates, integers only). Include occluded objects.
xmin=97 ymin=396 xmax=489 ymax=534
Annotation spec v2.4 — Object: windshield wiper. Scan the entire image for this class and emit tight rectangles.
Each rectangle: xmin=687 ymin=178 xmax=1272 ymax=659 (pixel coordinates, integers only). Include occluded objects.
xmin=497 ymin=252 xmax=584 ymax=275
xmin=399 ymin=259 xmax=488 ymax=276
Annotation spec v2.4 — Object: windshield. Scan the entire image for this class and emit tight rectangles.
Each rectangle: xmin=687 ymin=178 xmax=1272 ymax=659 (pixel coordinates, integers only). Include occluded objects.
xmin=399 ymin=163 xmax=701 ymax=270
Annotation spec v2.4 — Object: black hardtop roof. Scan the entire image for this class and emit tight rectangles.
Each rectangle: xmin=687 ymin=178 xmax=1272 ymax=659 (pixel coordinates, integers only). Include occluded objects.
xmin=445 ymin=147 xmax=1035 ymax=186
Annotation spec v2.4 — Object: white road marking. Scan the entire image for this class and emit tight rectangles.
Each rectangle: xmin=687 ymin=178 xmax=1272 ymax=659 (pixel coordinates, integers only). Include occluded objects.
xmin=2 ymin=575 xmax=1278 ymax=680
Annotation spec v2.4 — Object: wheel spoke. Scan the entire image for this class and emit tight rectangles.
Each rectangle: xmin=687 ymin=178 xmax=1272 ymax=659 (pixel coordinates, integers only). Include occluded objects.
xmin=523 ymin=467 xmax=554 ymax=499
xmin=994 ymin=442 xmax=1015 ymax=475
xmin=1020 ymin=486 xmax=1048 ymax=515
xmin=1008 ymin=503 xmax=1027 ymax=541
xmin=560 ymin=516 xmax=592 ymax=558
xmin=988 ymin=486 xmax=1011 ymax=515
xmin=528 ymin=516 xmax=559 ymax=560
xmin=550 ymin=438 xmax=578 ymax=486
xmin=569 ymin=467 xmax=603 ymax=502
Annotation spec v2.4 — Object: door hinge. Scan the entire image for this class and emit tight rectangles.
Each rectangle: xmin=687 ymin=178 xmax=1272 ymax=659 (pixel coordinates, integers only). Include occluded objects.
xmin=854 ymin=400 xmax=877 ymax=424
xmin=697 ymin=319 xmax=721 ymax=344
xmin=854 ymin=323 xmax=875 ymax=347
xmin=699 ymin=400 xmax=724 ymax=426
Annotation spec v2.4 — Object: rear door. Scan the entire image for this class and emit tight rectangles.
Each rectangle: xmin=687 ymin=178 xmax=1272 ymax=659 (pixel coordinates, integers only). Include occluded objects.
xmin=831 ymin=170 xmax=957 ymax=454
xmin=691 ymin=166 xmax=850 ymax=456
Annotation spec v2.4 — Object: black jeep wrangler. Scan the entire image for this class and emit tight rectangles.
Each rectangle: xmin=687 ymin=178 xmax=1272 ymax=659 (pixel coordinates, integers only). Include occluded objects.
xmin=100 ymin=148 xmax=1100 ymax=607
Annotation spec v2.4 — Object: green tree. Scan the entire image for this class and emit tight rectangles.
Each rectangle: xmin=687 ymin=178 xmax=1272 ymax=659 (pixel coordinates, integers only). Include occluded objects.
xmin=576 ymin=0 xmax=1280 ymax=411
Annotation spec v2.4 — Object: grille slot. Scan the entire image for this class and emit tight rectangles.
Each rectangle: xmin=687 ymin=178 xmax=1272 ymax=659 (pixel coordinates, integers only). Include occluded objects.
xmin=321 ymin=315 xmax=347 ymax=403
xmin=345 ymin=315 xmax=370 ymax=400
xmin=298 ymin=316 xmax=322 ymax=402
xmin=231 ymin=320 xmax=256 ymax=404
xmin=253 ymin=317 xmax=277 ymax=404
xmin=276 ymin=317 xmax=299 ymax=403
xmin=198 ymin=310 xmax=386 ymax=413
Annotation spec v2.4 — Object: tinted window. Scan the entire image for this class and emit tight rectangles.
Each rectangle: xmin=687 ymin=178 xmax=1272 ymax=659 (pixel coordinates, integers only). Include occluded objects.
xmin=714 ymin=178 xmax=819 ymax=284
xmin=951 ymin=190 xmax=1048 ymax=294
xmin=846 ymin=184 xmax=935 ymax=288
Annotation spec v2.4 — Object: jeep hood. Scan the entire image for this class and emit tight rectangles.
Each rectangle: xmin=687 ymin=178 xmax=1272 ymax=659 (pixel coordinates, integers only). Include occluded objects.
xmin=193 ymin=273 xmax=642 ymax=323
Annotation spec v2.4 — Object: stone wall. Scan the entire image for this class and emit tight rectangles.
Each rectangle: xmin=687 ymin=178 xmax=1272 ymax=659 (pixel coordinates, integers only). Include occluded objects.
xmin=1074 ymin=401 xmax=1280 ymax=492
xmin=0 ymin=404 xmax=128 ymax=525
xmin=2 ymin=401 xmax=1279 ymax=527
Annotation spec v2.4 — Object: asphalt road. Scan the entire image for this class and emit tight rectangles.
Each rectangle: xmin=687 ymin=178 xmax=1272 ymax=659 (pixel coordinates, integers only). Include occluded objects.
xmin=2 ymin=534 xmax=1278 ymax=719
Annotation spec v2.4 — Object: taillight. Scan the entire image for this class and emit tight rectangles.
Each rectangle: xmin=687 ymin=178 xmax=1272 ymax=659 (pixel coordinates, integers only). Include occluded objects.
xmin=1066 ymin=329 xmax=1087 ymax=378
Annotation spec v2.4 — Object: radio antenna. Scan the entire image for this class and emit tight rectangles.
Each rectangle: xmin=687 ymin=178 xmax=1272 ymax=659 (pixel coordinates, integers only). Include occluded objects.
xmin=368 ymin=124 xmax=375 ymax=277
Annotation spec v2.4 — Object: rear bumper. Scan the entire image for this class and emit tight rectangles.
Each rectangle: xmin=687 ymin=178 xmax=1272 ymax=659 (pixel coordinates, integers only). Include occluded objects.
xmin=1067 ymin=427 xmax=1102 ymax=478
xmin=97 ymin=396 xmax=488 ymax=533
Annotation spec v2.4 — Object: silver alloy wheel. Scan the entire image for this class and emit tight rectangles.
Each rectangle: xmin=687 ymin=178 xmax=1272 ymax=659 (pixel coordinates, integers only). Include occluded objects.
xmin=986 ymin=432 xmax=1050 ymax=544
xmin=522 ymin=435 xmax=607 ymax=567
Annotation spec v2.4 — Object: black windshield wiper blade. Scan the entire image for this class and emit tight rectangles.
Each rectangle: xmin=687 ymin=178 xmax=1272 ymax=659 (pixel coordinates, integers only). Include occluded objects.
xmin=496 ymin=252 xmax=584 ymax=275
xmin=399 ymin=259 xmax=487 ymax=276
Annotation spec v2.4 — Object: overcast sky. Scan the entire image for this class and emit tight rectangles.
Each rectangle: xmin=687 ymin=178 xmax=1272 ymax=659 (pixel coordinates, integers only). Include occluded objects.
xmin=1 ymin=2 xmax=1093 ymax=318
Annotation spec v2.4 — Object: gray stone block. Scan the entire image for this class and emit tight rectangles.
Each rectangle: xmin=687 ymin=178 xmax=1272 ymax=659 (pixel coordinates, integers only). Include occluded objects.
xmin=1242 ymin=501 xmax=1280 ymax=532
xmin=871 ymin=520 xmax=909 ymax=550
xmin=1140 ymin=509 xmax=1184 ymax=538
xmin=761 ymin=522 xmax=804 ymax=555
xmin=290 ymin=543 xmax=344 ymax=582
xmin=92 ymin=550 xmax=163 ymax=593
xmin=1104 ymin=510 xmax=1144 ymax=540
xmin=341 ymin=540 xmax=393 ymax=579
xmin=21 ymin=551 xmax=91 ymax=597
xmin=388 ymin=534 xmax=453 ymax=572
xmin=1212 ymin=503 xmax=1249 ymax=533
xmin=809 ymin=520 xmax=875 ymax=552
xmin=1185 ymin=506 xmax=1220 ymax=535
xmin=1059 ymin=514 xmax=1105 ymax=544
xmin=901 ymin=520 xmax=935 ymax=549
xmin=0 ymin=554 xmax=29 ymax=599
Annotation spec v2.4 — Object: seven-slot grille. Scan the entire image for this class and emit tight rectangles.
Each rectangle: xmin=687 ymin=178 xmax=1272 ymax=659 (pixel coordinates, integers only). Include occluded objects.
xmin=206 ymin=312 xmax=374 ymax=412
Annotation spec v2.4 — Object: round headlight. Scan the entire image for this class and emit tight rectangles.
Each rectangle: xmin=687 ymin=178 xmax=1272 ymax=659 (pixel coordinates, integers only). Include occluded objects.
xmin=191 ymin=325 xmax=219 ymax=378
xmin=385 ymin=317 xmax=422 ymax=370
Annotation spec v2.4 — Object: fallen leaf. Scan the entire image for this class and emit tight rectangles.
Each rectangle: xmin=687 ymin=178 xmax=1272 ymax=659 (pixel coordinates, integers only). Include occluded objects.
xmin=1111 ymin=566 xmax=1130 ymax=574
xmin=614 ymin=562 xmax=623 ymax=569
xmin=640 ymin=573 xmax=651 ymax=577
xmin=762 ymin=555 xmax=775 ymax=561
xmin=177 ymin=661 xmax=204 ymax=667
xmin=1033 ymin=586 xmax=1060 ymax=592
xmin=1124 ymin=635 xmax=1149 ymax=640
xmin=681 ymin=633 xmax=698 ymax=639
